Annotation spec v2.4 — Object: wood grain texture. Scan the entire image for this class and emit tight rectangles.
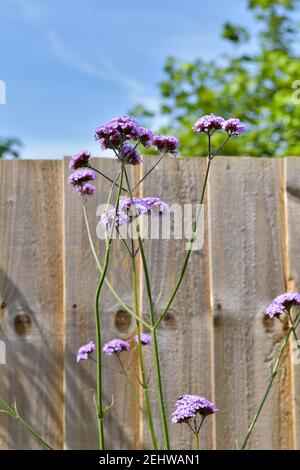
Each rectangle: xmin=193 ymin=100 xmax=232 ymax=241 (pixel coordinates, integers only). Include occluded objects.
xmin=0 ymin=160 xmax=64 ymax=449
xmin=140 ymin=156 xmax=214 ymax=450
xmin=64 ymin=157 xmax=140 ymax=449
xmin=285 ymin=157 xmax=300 ymax=449
xmin=209 ymin=157 xmax=293 ymax=450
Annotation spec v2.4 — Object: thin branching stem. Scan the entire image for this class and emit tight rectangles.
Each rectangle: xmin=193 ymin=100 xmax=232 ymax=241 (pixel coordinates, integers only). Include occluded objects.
xmin=94 ymin=166 xmax=125 ymax=449
xmin=130 ymin=240 xmax=158 ymax=449
xmin=240 ymin=312 xmax=300 ymax=450
xmin=124 ymin=166 xmax=169 ymax=450
xmin=0 ymin=399 xmax=54 ymax=450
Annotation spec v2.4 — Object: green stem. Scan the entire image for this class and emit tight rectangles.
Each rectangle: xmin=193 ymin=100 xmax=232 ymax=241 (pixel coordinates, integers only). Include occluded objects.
xmin=195 ymin=432 xmax=199 ymax=450
xmin=138 ymin=241 xmax=170 ymax=450
xmin=154 ymin=155 xmax=212 ymax=329
xmin=240 ymin=317 xmax=299 ymax=450
xmin=124 ymin=167 xmax=170 ymax=450
xmin=131 ymin=241 xmax=159 ymax=450
xmin=132 ymin=153 xmax=166 ymax=191
xmin=94 ymin=164 xmax=125 ymax=450
xmin=288 ymin=309 xmax=300 ymax=349
xmin=0 ymin=399 xmax=54 ymax=450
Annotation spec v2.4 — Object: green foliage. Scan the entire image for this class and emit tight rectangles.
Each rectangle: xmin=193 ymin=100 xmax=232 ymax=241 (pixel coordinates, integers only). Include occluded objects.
xmin=0 ymin=137 xmax=22 ymax=159
xmin=131 ymin=0 xmax=300 ymax=156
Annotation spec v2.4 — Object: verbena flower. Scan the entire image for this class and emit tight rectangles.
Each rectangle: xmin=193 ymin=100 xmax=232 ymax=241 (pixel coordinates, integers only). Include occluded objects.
xmin=172 ymin=395 xmax=218 ymax=423
xmin=103 ymin=339 xmax=130 ymax=356
xmin=95 ymin=116 xmax=153 ymax=152
xmin=265 ymin=292 xmax=300 ymax=318
xmin=152 ymin=135 xmax=179 ymax=156
xmin=122 ymin=143 xmax=142 ymax=165
xmin=193 ymin=114 xmax=225 ymax=134
xmin=67 ymin=168 xmax=97 ymax=196
xmin=222 ymin=118 xmax=246 ymax=135
xmin=135 ymin=333 xmax=151 ymax=345
xmin=76 ymin=183 xmax=96 ymax=196
xmin=69 ymin=151 xmax=91 ymax=170
xmin=100 ymin=196 xmax=168 ymax=230
xmin=68 ymin=168 xmax=96 ymax=186
xmin=76 ymin=341 xmax=96 ymax=362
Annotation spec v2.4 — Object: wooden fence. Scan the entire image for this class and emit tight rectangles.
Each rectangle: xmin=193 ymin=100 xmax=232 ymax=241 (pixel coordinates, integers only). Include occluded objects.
xmin=0 ymin=156 xmax=299 ymax=450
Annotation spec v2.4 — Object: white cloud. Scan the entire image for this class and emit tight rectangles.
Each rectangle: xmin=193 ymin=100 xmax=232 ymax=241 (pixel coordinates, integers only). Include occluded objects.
xmin=45 ymin=29 xmax=146 ymax=103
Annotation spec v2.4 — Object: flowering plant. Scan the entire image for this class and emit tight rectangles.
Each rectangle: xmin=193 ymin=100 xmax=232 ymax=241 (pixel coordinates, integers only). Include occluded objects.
xmin=4 ymin=113 xmax=298 ymax=451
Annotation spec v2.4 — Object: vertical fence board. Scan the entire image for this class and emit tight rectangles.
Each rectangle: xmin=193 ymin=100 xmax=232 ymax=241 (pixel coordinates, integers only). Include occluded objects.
xmin=285 ymin=157 xmax=300 ymax=448
xmin=140 ymin=156 xmax=214 ymax=450
xmin=0 ymin=160 xmax=64 ymax=449
xmin=64 ymin=158 xmax=139 ymax=449
xmin=209 ymin=157 xmax=293 ymax=450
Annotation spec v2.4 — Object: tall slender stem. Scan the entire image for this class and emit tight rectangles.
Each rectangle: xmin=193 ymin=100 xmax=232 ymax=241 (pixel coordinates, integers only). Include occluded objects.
xmin=154 ymin=154 xmax=212 ymax=329
xmin=94 ymin=165 xmax=125 ymax=450
xmin=240 ymin=315 xmax=300 ymax=450
xmin=195 ymin=433 xmax=199 ymax=450
xmin=124 ymin=167 xmax=170 ymax=450
xmin=88 ymin=164 xmax=127 ymax=192
xmin=132 ymin=153 xmax=166 ymax=191
xmin=131 ymin=240 xmax=159 ymax=449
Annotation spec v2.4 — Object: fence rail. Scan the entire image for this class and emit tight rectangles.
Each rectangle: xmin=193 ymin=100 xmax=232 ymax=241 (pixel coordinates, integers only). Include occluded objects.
xmin=0 ymin=156 xmax=299 ymax=450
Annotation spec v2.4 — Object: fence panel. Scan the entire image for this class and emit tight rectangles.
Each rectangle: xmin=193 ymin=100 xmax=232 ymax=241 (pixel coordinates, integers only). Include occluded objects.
xmin=285 ymin=157 xmax=300 ymax=449
xmin=63 ymin=158 xmax=140 ymax=449
xmin=0 ymin=160 xmax=64 ymax=449
xmin=209 ymin=158 xmax=294 ymax=450
xmin=141 ymin=156 xmax=214 ymax=449
xmin=0 ymin=157 xmax=299 ymax=450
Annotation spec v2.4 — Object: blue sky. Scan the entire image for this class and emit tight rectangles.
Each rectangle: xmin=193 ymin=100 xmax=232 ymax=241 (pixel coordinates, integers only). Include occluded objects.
xmin=0 ymin=0 xmax=257 ymax=158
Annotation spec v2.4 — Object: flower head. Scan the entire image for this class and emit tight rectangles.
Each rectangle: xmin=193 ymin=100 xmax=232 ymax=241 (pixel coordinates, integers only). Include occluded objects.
xmin=172 ymin=395 xmax=218 ymax=424
xmin=103 ymin=339 xmax=130 ymax=356
xmin=222 ymin=118 xmax=246 ymax=135
xmin=100 ymin=196 xmax=168 ymax=231
xmin=265 ymin=292 xmax=300 ymax=318
xmin=122 ymin=143 xmax=142 ymax=165
xmin=193 ymin=114 xmax=225 ymax=134
xmin=76 ymin=341 xmax=96 ymax=363
xmin=68 ymin=168 xmax=96 ymax=186
xmin=95 ymin=116 xmax=152 ymax=153
xmin=135 ymin=333 xmax=151 ymax=346
xmin=152 ymin=135 xmax=179 ymax=156
xmin=76 ymin=183 xmax=96 ymax=196
xmin=67 ymin=168 xmax=97 ymax=196
xmin=69 ymin=151 xmax=91 ymax=170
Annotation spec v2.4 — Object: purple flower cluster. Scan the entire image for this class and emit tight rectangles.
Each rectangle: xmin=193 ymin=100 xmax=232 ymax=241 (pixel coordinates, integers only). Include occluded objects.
xmin=100 ymin=196 xmax=168 ymax=230
xmin=94 ymin=116 xmax=179 ymax=164
xmin=76 ymin=341 xmax=96 ymax=363
xmin=222 ymin=118 xmax=246 ymax=135
xmin=67 ymin=167 xmax=97 ymax=196
xmin=95 ymin=116 xmax=152 ymax=152
xmin=69 ymin=151 xmax=91 ymax=170
xmin=193 ymin=114 xmax=245 ymax=135
xmin=193 ymin=114 xmax=225 ymax=134
xmin=135 ymin=333 xmax=152 ymax=346
xmin=265 ymin=292 xmax=300 ymax=318
xmin=152 ymin=135 xmax=179 ymax=156
xmin=122 ymin=143 xmax=142 ymax=165
xmin=172 ymin=395 xmax=218 ymax=424
xmin=103 ymin=339 xmax=130 ymax=356
xmin=68 ymin=151 xmax=97 ymax=196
